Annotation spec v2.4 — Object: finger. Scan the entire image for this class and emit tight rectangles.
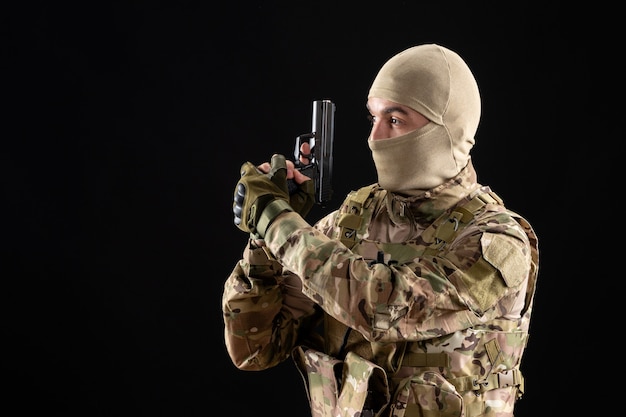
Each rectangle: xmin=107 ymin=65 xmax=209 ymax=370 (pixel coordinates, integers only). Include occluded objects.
xmin=299 ymin=142 xmax=311 ymax=165
xmin=257 ymin=162 xmax=270 ymax=173
xmin=285 ymin=160 xmax=296 ymax=180
xmin=240 ymin=161 xmax=259 ymax=176
xmin=269 ymin=154 xmax=288 ymax=190
xmin=269 ymin=154 xmax=287 ymax=178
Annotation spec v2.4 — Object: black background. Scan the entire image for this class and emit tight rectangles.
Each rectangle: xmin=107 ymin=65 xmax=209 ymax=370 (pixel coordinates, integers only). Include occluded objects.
xmin=4 ymin=2 xmax=608 ymax=416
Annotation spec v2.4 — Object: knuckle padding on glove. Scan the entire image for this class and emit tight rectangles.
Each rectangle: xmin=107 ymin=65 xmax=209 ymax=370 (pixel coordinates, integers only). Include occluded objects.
xmin=232 ymin=158 xmax=294 ymax=237
xmin=233 ymin=183 xmax=245 ymax=225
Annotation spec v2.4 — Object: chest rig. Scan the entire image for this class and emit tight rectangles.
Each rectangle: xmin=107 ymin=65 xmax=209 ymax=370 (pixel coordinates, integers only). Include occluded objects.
xmin=326 ymin=184 xmax=537 ymax=409
xmin=333 ymin=184 xmax=538 ymax=319
xmin=335 ymin=183 xmax=504 ymax=259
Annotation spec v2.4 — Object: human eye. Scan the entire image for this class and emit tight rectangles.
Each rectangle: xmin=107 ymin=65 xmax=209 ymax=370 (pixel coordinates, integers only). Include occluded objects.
xmin=367 ymin=114 xmax=376 ymax=125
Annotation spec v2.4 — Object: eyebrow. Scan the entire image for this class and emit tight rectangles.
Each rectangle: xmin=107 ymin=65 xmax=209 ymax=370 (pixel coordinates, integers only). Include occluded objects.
xmin=366 ymin=103 xmax=410 ymax=115
xmin=383 ymin=106 xmax=409 ymax=115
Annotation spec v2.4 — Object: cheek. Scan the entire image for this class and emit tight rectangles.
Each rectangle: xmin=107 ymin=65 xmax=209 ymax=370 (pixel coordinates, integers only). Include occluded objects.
xmin=413 ymin=114 xmax=431 ymax=130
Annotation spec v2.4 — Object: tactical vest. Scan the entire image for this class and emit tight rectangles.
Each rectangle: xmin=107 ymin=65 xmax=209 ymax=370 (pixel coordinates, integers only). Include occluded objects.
xmin=293 ymin=184 xmax=539 ymax=417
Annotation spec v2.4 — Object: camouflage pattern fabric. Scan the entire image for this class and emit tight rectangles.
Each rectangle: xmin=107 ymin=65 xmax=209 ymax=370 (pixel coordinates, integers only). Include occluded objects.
xmin=223 ymin=162 xmax=539 ymax=417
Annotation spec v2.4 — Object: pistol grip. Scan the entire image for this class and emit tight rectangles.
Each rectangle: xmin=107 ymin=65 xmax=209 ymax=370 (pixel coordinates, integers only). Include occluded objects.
xmin=287 ymin=178 xmax=298 ymax=195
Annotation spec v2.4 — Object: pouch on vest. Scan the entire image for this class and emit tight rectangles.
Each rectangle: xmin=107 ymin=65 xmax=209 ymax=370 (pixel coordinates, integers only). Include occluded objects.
xmin=390 ymin=372 xmax=463 ymax=417
xmin=292 ymin=346 xmax=390 ymax=417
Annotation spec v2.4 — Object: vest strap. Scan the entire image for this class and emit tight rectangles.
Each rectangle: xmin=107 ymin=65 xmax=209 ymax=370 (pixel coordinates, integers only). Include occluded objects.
xmin=400 ymin=351 xmax=450 ymax=367
xmin=428 ymin=190 xmax=504 ymax=253
xmin=337 ymin=184 xmax=378 ymax=248
xmin=449 ymin=368 xmax=524 ymax=395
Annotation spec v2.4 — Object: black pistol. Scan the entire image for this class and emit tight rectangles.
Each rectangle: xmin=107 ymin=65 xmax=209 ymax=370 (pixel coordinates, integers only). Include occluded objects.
xmin=288 ymin=99 xmax=335 ymax=207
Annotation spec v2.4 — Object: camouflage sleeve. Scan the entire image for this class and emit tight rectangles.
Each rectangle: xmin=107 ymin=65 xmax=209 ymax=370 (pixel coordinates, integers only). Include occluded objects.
xmin=222 ymin=239 xmax=319 ymax=370
xmin=263 ymin=210 xmax=532 ymax=343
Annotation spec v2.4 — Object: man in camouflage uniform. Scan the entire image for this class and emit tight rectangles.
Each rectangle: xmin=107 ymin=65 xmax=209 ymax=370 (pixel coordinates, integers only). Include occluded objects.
xmin=223 ymin=44 xmax=539 ymax=417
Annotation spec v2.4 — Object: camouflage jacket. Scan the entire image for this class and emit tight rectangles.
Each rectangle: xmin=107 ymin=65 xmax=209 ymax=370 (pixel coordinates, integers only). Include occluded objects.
xmin=222 ymin=162 xmax=539 ymax=417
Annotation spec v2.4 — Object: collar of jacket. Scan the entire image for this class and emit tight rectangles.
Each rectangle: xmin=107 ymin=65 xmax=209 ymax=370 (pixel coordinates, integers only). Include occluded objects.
xmin=385 ymin=160 xmax=481 ymax=225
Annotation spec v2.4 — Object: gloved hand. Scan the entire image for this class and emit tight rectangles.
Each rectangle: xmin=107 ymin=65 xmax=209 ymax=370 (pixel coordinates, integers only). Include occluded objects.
xmin=288 ymin=175 xmax=315 ymax=218
xmin=233 ymin=154 xmax=294 ymax=238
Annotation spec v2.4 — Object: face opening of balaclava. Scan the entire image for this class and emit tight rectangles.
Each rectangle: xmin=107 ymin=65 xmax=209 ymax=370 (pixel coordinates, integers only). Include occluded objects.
xmin=367 ymin=44 xmax=481 ymax=193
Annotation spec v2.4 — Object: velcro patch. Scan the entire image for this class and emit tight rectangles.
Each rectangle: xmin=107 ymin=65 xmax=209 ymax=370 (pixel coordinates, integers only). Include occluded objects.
xmin=463 ymin=257 xmax=504 ymax=313
xmin=482 ymin=233 xmax=526 ymax=287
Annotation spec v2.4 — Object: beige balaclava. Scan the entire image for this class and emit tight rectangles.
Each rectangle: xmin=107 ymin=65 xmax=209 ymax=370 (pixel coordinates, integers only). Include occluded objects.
xmin=368 ymin=44 xmax=481 ymax=193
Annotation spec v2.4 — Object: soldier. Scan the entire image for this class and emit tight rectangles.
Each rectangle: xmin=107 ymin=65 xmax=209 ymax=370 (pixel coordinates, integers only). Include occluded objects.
xmin=224 ymin=43 xmax=539 ymax=417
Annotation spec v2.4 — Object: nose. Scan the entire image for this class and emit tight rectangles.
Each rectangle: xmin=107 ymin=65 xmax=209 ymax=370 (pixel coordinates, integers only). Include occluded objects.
xmin=369 ymin=120 xmax=387 ymax=140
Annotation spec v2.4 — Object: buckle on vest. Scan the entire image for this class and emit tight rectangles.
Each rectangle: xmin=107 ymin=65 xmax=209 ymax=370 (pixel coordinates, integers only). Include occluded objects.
xmin=496 ymin=369 xmax=518 ymax=388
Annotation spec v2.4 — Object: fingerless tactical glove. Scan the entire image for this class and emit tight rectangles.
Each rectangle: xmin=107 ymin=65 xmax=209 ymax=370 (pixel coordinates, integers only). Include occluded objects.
xmin=233 ymin=154 xmax=294 ymax=238
xmin=288 ymin=177 xmax=315 ymax=218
